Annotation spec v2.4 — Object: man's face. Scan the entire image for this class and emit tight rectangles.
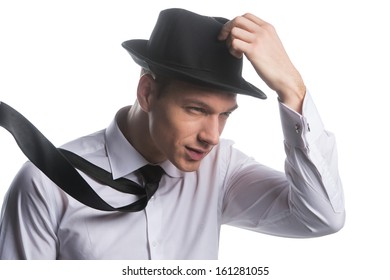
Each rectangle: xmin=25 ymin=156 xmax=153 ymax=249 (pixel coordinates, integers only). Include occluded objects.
xmin=147 ymin=80 xmax=238 ymax=172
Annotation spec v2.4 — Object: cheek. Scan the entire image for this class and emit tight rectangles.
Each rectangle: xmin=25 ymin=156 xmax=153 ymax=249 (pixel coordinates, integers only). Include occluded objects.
xmin=149 ymin=111 xmax=181 ymax=147
xmin=149 ymin=116 xmax=171 ymax=145
xmin=149 ymin=111 xmax=198 ymax=150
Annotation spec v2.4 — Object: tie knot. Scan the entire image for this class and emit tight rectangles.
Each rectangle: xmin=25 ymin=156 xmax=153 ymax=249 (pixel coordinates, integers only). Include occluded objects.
xmin=139 ymin=164 xmax=164 ymax=184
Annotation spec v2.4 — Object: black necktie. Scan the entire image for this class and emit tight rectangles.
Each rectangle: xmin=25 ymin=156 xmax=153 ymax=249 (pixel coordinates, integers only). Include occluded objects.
xmin=0 ymin=101 xmax=164 ymax=212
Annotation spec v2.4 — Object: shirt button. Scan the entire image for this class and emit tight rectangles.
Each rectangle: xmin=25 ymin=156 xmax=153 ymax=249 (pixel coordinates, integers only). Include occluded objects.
xmin=151 ymin=241 xmax=158 ymax=247
xmin=295 ymin=124 xmax=301 ymax=134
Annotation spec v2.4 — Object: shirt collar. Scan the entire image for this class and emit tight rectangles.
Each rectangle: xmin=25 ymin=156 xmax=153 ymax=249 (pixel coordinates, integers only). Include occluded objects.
xmin=105 ymin=106 xmax=185 ymax=179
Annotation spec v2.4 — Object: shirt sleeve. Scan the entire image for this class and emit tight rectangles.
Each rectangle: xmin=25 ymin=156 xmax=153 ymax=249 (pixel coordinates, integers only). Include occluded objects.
xmin=0 ymin=162 xmax=61 ymax=259
xmin=221 ymin=91 xmax=345 ymax=238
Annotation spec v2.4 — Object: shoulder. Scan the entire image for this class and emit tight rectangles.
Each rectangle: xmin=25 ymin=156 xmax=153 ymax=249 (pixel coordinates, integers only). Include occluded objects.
xmin=60 ymin=129 xmax=106 ymax=156
xmin=202 ymin=139 xmax=234 ymax=166
xmin=202 ymin=138 xmax=255 ymax=174
xmin=4 ymin=161 xmax=67 ymax=220
xmin=208 ymin=138 xmax=253 ymax=164
xmin=10 ymin=161 xmax=54 ymax=194
xmin=210 ymin=138 xmax=235 ymax=156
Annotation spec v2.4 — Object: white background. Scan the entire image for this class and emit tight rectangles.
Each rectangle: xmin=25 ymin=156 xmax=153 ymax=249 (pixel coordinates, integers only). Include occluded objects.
xmin=0 ymin=0 xmax=389 ymax=279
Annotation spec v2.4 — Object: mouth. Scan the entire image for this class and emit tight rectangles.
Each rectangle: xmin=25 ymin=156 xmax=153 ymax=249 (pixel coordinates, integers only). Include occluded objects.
xmin=185 ymin=146 xmax=209 ymax=161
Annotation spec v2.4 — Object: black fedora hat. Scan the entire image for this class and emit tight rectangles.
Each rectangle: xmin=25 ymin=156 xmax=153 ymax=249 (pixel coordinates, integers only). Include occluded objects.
xmin=122 ymin=8 xmax=267 ymax=99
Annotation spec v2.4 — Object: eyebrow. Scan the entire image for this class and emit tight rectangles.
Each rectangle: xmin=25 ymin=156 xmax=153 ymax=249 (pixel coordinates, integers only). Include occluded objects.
xmin=226 ymin=104 xmax=239 ymax=112
xmin=184 ymin=99 xmax=239 ymax=113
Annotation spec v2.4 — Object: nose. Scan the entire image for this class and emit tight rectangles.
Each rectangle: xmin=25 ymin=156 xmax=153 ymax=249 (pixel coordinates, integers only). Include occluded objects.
xmin=198 ymin=116 xmax=221 ymax=146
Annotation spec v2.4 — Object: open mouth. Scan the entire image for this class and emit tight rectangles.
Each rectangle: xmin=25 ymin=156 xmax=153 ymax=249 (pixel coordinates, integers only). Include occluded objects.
xmin=185 ymin=146 xmax=208 ymax=161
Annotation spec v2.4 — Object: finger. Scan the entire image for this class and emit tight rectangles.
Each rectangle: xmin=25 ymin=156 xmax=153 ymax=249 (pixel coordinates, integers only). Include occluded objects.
xmin=227 ymin=37 xmax=252 ymax=59
xmin=230 ymin=26 xmax=256 ymax=44
xmin=225 ymin=34 xmax=242 ymax=58
xmin=218 ymin=14 xmax=261 ymax=41
xmin=218 ymin=19 xmax=235 ymax=40
xmin=242 ymin=13 xmax=268 ymax=27
xmin=228 ymin=47 xmax=243 ymax=59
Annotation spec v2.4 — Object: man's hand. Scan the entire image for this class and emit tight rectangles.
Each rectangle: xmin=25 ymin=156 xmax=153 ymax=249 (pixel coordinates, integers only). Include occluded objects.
xmin=218 ymin=13 xmax=306 ymax=113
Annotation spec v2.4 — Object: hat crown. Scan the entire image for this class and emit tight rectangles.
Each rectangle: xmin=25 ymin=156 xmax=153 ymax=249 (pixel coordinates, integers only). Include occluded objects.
xmin=146 ymin=9 xmax=242 ymax=81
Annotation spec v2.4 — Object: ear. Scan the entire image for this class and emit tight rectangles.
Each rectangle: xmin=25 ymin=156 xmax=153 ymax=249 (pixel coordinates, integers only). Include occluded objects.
xmin=137 ymin=74 xmax=157 ymax=112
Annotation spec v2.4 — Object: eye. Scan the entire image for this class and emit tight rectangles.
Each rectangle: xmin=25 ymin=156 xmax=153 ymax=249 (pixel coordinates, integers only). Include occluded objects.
xmin=221 ymin=111 xmax=232 ymax=118
xmin=187 ymin=106 xmax=207 ymax=115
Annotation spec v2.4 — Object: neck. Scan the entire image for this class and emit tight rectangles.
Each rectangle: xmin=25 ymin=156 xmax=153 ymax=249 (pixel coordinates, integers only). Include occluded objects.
xmin=119 ymin=102 xmax=165 ymax=164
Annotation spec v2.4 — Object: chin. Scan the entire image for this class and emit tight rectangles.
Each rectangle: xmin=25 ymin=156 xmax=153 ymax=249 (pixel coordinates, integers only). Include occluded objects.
xmin=174 ymin=160 xmax=201 ymax=172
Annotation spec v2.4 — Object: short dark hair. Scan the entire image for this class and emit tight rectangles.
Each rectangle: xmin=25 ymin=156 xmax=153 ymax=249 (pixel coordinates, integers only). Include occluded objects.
xmin=140 ymin=68 xmax=174 ymax=98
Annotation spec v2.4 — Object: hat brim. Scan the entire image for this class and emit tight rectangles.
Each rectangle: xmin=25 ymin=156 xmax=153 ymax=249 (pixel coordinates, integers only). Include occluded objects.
xmin=122 ymin=40 xmax=267 ymax=99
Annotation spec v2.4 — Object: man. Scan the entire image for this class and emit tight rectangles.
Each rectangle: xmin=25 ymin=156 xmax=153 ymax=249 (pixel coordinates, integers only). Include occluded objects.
xmin=0 ymin=8 xmax=345 ymax=259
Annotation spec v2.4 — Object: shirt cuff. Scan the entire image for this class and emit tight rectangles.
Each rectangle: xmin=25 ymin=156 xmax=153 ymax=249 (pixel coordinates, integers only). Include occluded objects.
xmin=278 ymin=91 xmax=325 ymax=150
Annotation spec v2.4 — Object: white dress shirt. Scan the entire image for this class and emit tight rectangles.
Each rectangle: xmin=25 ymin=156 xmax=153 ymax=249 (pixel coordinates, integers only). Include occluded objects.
xmin=0 ymin=92 xmax=345 ymax=259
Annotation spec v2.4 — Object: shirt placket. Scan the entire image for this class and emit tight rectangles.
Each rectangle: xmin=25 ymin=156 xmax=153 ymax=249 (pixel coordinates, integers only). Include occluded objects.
xmin=145 ymin=193 xmax=163 ymax=259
